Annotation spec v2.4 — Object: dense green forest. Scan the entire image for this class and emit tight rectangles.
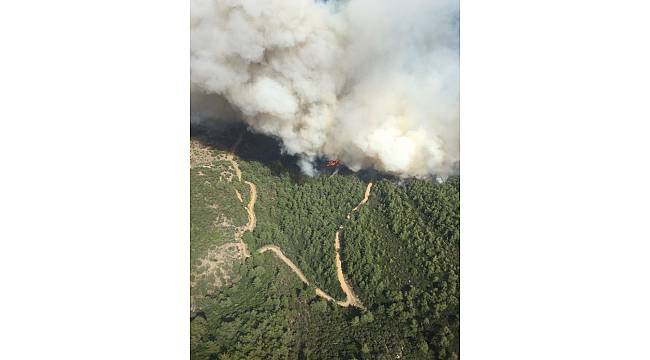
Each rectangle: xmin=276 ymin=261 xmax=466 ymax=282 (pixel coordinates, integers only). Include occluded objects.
xmin=241 ymin=160 xmax=365 ymax=299
xmin=190 ymin=125 xmax=460 ymax=359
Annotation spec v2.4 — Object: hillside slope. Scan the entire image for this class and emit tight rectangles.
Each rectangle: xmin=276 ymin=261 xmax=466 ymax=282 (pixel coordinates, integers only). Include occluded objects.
xmin=190 ymin=127 xmax=459 ymax=359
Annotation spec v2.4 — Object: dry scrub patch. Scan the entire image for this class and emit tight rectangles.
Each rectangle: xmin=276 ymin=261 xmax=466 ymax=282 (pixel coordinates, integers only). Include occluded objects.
xmin=212 ymin=214 xmax=235 ymax=230
xmin=190 ymin=139 xmax=218 ymax=168
xmin=191 ymin=242 xmax=248 ymax=311
xmin=190 ymin=149 xmax=256 ymax=312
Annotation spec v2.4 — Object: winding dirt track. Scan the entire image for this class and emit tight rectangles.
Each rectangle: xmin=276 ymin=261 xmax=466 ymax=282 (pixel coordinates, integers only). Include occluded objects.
xmin=194 ymin=137 xmax=371 ymax=312
xmin=222 ymin=139 xmax=371 ymax=309
xmin=257 ymin=182 xmax=373 ymax=309
xmin=216 ymin=139 xmax=252 ymax=258
xmin=335 ymin=182 xmax=373 ymax=308
xmin=257 ymin=245 xmax=310 ymax=285
xmin=232 ymin=180 xmax=256 ymax=259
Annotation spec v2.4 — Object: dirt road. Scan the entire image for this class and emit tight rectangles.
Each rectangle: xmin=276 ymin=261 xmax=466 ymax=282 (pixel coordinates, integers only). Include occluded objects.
xmin=258 ymin=182 xmax=373 ymax=310
xmin=333 ymin=182 xmax=373 ymax=308
xmin=190 ymin=140 xmax=255 ymax=312
xmin=258 ymin=245 xmax=310 ymax=284
xmin=352 ymin=182 xmax=373 ymax=212
xmin=217 ymin=146 xmax=371 ymax=309
xmin=232 ymin=180 xmax=256 ymax=258
xmin=226 ymin=154 xmax=242 ymax=181
xmin=257 ymin=245 xmax=338 ymax=303
xmin=242 ymin=181 xmax=257 ymax=232
xmin=333 ymin=230 xmax=362 ymax=307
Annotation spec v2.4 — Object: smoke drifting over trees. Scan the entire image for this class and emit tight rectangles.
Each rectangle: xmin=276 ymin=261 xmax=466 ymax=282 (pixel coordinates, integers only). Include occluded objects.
xmin=191 ymin=0 xmax=459 ymax=178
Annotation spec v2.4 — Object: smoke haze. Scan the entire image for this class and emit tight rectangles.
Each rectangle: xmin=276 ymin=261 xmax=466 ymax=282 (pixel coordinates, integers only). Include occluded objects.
xmin=191 ymin=0 xmax=459 ymax=178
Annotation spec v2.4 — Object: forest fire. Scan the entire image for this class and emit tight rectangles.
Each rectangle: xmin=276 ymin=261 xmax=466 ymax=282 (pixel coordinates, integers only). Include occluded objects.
xmin=323 ymin=159 xmax=341 ymax=168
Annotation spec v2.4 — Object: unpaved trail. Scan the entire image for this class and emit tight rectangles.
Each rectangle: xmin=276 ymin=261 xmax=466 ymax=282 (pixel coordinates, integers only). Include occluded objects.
xmin=258 ymin=182 xmax=373 ymax=310
xmin=235 ymin=180 xmax=257 ymax=258
xmin=212 ymin=138 xmax=371 ymax=309
xmin=334 ymin=182 xmax=373 ymax=308
xmin=353 ymin=182 xmax=373 ymax=212
xmin=232 ymin=180 xmax=256 ymax=259
xmin=258 ymin=245 xmax=338 ymax=303
xmin=191 ymin=136 xmax=253 ymax=312
xmin=229 ymin=131 xmax=253 ymax=257
xmin=258 ymin=245 xmax=310 ymax=284
xmin=333 ymin=230 xmax=362 ymax=307
xmin=243 ymin=181 xmax=257 ymax=232
xmin=221 ymin=133 xmax=254 ymax=257
xmin=205 ymin=148 xmax=254 ymax=260
xmin=199 ymin=152 xmax=255 ymax=269
xmin=228 ymin=131 xmax=244 ymax=181
xmin=224 ymin=153 xmax=242 ymax=181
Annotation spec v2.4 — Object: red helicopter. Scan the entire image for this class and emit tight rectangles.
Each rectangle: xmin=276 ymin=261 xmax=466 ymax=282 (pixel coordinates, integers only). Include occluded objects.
xmin=323 ymin=159 xmax=341 ymax=168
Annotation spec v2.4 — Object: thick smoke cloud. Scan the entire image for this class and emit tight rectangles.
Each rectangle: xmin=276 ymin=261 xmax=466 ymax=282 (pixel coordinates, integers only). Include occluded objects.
xmin=191 ymin=0 xmax=459 ymax=178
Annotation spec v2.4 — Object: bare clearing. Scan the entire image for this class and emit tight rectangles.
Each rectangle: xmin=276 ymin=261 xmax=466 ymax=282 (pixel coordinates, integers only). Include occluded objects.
xmin=215 ymin=153 xmax=242 ymax=182
xmin=190 ymin=139 xmax=217 ymax=168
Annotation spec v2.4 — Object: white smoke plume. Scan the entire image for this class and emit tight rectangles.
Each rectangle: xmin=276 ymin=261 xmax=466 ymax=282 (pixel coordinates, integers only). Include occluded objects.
xmin=191 ymin=0 xmax=459 ymax=178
